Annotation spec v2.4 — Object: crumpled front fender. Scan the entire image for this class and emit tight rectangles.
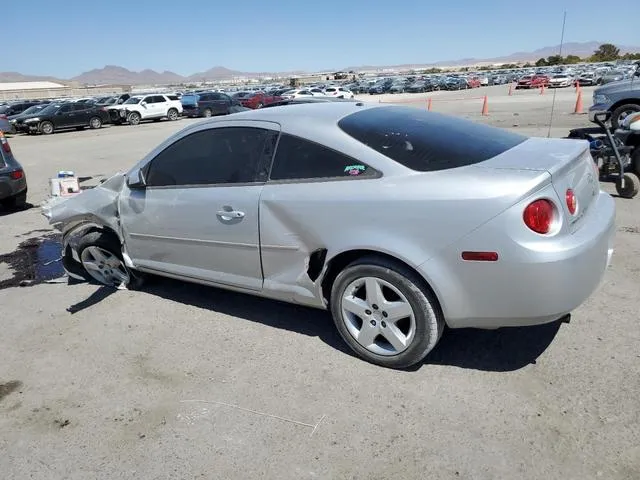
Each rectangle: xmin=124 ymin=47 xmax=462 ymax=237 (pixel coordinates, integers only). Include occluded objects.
xmin=42 ymin=173 xmax=126 ymax=242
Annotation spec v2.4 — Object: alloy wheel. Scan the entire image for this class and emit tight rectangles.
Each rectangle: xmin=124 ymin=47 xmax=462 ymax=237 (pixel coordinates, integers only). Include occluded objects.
xmin=341 ymin=276 xmax=416 ymax=356
xmin=80 ymin=246 xmax=130 ymax=286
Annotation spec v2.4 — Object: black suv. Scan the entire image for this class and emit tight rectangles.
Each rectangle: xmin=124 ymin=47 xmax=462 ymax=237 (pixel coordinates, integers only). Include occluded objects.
xmin=180 ymin=91 xmax=241 ymax=118
xmin=18 ymin=102 xmax=110 ymax=135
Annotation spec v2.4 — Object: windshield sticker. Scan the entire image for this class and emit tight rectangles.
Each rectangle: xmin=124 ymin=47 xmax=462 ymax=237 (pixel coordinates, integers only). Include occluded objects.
xmin=344 ymin=164 xmax=366 ymax=176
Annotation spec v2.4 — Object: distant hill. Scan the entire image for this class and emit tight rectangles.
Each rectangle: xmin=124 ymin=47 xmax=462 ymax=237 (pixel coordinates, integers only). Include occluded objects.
xmin=3 ymin=41 xmax=639 ymax=85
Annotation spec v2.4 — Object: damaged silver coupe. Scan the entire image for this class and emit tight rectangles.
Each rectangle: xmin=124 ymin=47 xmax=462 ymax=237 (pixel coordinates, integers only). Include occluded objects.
xmin=43 ymin=103 xmax=615 ymax=368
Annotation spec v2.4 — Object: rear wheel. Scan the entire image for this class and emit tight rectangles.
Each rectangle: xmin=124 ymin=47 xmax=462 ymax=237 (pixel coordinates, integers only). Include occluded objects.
xmin=40 ymin=121 xmax=54 ymax=135
xmin=89 ymin=116 xmax=102 ymax=129
xmin=330 ymin=256 xmax=444 ymax=369
xmin=203 ymin=108 xmax=212 ymax=118
xmin=167 ymin=108 xmax=179 ymax=121
xmin=616 ymin=173 xmax=639 ymax=199
xmin=255 ymin=103 xmax=264 ymax=109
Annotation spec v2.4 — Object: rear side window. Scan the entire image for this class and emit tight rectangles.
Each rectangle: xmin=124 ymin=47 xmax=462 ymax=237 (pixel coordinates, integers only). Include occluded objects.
xmin=270 ymin=134 xmax=377 ymax=181
xmin=337 ymin=107 xmax=526 ymax=172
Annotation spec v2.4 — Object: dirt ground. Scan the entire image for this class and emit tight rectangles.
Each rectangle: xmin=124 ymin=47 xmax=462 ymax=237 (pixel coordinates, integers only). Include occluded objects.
xmin=1 ymin=85 xmax=638 ymax=480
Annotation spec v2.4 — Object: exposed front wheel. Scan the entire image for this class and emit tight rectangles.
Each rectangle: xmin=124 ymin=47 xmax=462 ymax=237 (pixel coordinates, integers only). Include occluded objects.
xmin=40 ymin=121 xmax=54 ymax=135
xmin=128 ymin=112 xmax=141 ymax=125
xmin=611 ymin=104 xmax=640 ymax=130
xmin=330 ymin=257 xmax=444 ymax=369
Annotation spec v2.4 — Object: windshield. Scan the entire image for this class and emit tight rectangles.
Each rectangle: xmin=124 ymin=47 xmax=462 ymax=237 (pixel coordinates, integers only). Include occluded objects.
xmin=38 ymin=104 xmax=63 ymax=115
xmin=124 ymin=97 xmax=142 ymax=105
xmin=21 ymin=105 xmax=47 ymax=115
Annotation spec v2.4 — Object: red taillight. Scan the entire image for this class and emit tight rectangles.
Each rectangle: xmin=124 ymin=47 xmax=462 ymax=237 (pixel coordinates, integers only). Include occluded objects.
xmin=10 ymin=170 xmax=24 ymax=180
xmin=461 ymin=251 xmax=499 ymax=262
xmin=565 ymin=189 xmax=577 ymax=215
xmin=0 ymin=134 xmax=11 ymax=154
xmin=523 ymin=199 xmax=554 ymax=234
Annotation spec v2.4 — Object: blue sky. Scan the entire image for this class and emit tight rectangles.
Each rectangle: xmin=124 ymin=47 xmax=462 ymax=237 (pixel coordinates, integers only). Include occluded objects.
xmin=5 ymin=0 xmax=638 ymax=77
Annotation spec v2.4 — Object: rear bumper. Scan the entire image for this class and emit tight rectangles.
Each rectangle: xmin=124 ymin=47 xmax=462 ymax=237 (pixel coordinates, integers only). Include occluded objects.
xmin=0 ymin=175 xmax=28 ymax=200
xmin=182 ymin=107 xmax=201 ymax=117
xmin=420 ymin=191 xmax=616 ymax=329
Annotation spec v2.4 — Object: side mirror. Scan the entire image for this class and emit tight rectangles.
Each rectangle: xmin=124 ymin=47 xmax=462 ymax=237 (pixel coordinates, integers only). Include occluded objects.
xmin=126 ymin=168 xmax=147 ymax=189
xmin=141 ymin=101 xmax=147 ymax=107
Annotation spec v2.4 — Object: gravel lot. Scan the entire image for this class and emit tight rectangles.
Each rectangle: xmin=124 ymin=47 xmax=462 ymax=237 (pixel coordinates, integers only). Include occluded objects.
xmin=1 ymin=85 xmax=639 ymax=480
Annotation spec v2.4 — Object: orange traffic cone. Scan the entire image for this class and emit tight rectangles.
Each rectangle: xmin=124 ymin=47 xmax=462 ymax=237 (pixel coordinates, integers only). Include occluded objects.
xmin=508 ymin=84 xmax=513 ymax=96
xmin=574 ymin=89 xmax=584 ymax=114
xmin=540 ymin=84 xmax=545 ymax=95
xmin=481 ymin=96 xmax=489 ymax=116
xmin=427 ymin=98 xmax=432 ymax=111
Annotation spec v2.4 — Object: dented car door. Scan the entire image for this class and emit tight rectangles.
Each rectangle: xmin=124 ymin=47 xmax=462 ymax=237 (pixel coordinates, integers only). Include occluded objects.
xmin=119 ymin=122 xmax=279 ymax=290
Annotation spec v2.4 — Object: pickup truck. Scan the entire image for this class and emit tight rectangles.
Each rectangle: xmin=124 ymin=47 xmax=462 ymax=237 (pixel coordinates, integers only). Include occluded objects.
xmin=589 ymin=63 xmax=640 ymax=129
xmin=115 ymin=94 xmax=183 ymax=125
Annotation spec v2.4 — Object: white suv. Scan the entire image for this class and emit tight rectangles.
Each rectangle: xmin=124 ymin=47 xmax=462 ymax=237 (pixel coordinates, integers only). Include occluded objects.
xmin=324 ymin=86 xmax=355 ymax=99
xmin=121 ymin=94 xmax=183 ymax=125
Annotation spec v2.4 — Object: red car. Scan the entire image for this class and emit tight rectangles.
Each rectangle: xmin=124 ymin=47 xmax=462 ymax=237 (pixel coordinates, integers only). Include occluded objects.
xmin=236 ymin=91 xmax=282 ymax=109
xmin=515 ymin=74 xmax=550 ymax=89
xmin=466 ymin=77 xmax=481 ymax=88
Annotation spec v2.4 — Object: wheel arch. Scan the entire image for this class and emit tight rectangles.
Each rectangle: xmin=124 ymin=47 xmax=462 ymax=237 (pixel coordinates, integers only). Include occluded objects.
xmin=319 ymin=248 xmax=444 ymax=315
xmin=609 ymin=99 xmax=640 ymax=113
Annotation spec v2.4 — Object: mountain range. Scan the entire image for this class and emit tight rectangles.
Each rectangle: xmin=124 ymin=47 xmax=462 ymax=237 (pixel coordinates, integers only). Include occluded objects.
xmin=2 ymin=41 xmax=638 ymax=86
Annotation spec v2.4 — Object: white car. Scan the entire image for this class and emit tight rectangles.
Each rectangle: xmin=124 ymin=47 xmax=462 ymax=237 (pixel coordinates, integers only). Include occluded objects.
xmin=120 ymin=94 xmax=183 ymax=125
xmin=280 ymin=89 xmax=326 ymax=99
xmin=549 ymin=74 xmax=573 ymax=88
xmin=324 ymin=86 xmax=355 ymax=99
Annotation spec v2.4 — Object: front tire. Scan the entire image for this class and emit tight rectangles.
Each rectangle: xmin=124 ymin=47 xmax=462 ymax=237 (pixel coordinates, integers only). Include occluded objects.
xmin=128 ymin=112 xmax=141 ymax=125
xmin=330 ymin=257 xmax=444 ymax=369
xmin=40 ymin=121 xmax=54 ymax=135
xmin=611 ymin=104 xmax=640 ymax=130
xmin=77 ymin=231 xmax=134 ymax=287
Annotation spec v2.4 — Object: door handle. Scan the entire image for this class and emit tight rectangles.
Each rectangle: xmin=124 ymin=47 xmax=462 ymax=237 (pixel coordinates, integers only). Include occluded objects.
xmin=217 ymin=210 xmax=245 ymax=219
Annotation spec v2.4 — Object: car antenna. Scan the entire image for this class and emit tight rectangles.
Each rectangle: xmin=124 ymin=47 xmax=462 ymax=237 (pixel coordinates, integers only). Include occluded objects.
xmin=546 ymin=10 xmax=567 ymax=138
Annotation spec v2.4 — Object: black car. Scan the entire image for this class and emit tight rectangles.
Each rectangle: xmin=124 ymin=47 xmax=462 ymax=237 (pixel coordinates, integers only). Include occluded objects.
xmin=262 ymin=97 xmax=358 ymax=108
xmin=7 ymin=103 xmax=50 ymax=133
xmin=0 ymin=101 xmax=43 ymax=117
xmin=368 ymin=80 xmax=392 ymax=94
xmin=18 ymin=102 xmax=110 ymax=135
xmin=180 ymin=91 xmax=242 ymax=118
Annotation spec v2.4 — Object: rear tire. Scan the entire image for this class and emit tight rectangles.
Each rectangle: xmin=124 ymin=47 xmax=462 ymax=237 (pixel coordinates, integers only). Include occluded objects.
xmin=203 ymin=108 xmax=212 ymax=118
xmin=329 ymin=256 xmax=444 ymax=369
xmin=167 ymin=108 xmax=179 ymax=121
xmin=616 ymin=173 xmax=639 ymax=199
xmin=89 ymin=116 xmax=102 ymax=129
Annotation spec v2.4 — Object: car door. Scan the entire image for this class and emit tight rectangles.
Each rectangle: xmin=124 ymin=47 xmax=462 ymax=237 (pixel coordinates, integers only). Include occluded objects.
xmin=73 ymin=103 xmax=91 ymax=125
xmin=139 ymin=96 xmax=156 ymax=119
xmin=119 ymin=121 xmax=279 ymax=290
xmin=53 ymin=104 xmax=75 ymax=128
xmin=210 ymin=93 xmax=227 ymax=115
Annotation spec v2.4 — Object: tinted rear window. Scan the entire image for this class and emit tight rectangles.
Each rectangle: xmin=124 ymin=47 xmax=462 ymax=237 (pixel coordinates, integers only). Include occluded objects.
xmin=337 ymin=106 xmax=526 ymax=172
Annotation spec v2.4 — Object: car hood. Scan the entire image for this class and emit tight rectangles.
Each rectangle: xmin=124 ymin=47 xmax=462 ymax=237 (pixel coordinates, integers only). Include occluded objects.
xmin=595 ymin=78 xmax=640 ymax=95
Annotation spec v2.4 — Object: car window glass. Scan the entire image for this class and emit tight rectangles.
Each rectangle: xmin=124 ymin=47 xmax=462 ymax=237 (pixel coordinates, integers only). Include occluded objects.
xmin=338 ymin=106 xmax=526 ymax=172
xmin=143 ymin=96 xmax=154 ymax=104
xmin=58 ymin=104 xmax=73 ymax=113
xmin=270 ymin=134 xmax=376 ymax=181
xmin=146 ymin=127 xmax=274 ymax=187
xmin=73 ymin=103 xmax=88 ymax=111
xmin=154 ymin=96 xmax=167 ymax=103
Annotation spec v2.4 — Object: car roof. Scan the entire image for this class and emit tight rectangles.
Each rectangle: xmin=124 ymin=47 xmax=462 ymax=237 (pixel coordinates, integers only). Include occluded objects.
xmin=200 ymin=101 xmax=370 ymax=134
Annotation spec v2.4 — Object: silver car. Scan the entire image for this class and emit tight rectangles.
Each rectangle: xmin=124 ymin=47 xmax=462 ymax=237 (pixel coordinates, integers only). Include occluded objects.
xmin=44 ymin=104 xmax=615 ymax=368
xmin=0 ymin=132 xmax=27 ymax=209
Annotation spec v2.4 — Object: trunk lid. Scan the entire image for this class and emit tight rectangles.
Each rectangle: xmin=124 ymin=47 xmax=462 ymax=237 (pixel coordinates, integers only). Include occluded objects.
xmin=478 ymin=137 xmax=599 ymax=233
